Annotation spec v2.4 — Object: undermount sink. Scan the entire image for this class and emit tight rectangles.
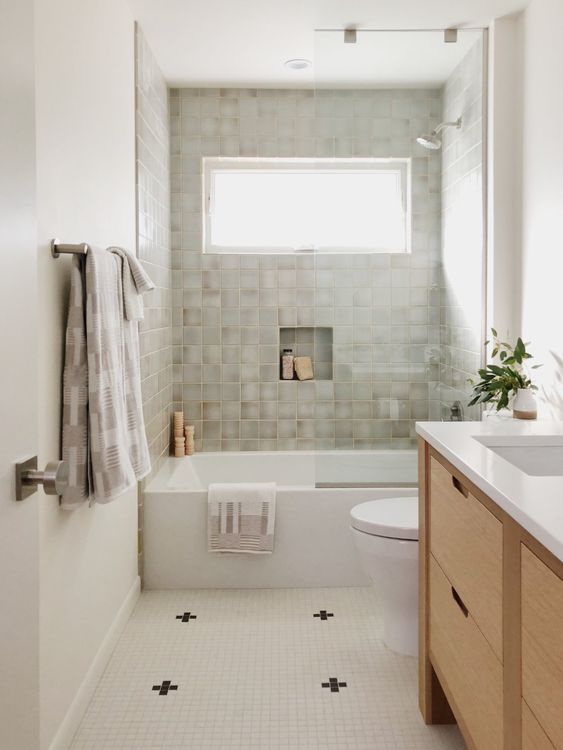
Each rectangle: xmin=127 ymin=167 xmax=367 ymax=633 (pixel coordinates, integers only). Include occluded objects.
xmin=474 ymin=435 xmax=563 ymax=476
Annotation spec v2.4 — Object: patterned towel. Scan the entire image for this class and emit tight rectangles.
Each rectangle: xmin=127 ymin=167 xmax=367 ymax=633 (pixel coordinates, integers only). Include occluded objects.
xmin=208 ymin=483 xmax=276 ymax=554
xmin=61 ymin=246 xmax=154 ymax=509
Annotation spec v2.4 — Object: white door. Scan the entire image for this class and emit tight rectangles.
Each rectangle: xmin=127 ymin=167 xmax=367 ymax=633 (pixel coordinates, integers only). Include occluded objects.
xmin=0 ymin=1 xmax=40 ymax=747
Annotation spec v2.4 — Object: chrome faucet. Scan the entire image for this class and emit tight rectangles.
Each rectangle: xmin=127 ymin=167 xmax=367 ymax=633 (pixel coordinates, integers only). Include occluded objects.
xmin=449 ymin=401 xmax=464 ymax=422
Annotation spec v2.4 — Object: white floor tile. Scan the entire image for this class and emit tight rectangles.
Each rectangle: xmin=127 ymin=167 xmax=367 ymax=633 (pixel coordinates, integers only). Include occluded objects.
xmin=70 ymin=588 xmax=466 ymax=750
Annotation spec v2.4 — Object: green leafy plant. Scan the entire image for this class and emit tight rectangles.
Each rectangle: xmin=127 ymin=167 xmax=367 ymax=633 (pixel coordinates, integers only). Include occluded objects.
xmin=468 ymin=329 xmax=542 ymax=411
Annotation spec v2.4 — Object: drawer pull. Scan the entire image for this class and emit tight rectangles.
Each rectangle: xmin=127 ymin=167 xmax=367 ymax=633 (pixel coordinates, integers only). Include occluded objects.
xmin=451 ymin=475 xmax=469 ymax=498
xmin=451 ymin=586 xmax=469 ymax=617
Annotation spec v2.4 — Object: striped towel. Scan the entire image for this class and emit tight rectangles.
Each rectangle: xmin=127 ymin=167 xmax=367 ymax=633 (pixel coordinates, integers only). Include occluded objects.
xmin=208 ymin=483 xmax=276 ymax=554
xmin=61 ymin=246 xmax=154 ymax=509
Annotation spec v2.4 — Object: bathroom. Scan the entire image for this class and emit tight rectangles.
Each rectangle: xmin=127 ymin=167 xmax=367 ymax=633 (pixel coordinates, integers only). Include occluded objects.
xmin=1 ymin=1 xmax=562 ymax=749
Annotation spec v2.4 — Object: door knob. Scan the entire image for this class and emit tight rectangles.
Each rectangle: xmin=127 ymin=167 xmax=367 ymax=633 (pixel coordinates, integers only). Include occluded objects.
xmin=15 ymin=456 xmax=69 ymax=501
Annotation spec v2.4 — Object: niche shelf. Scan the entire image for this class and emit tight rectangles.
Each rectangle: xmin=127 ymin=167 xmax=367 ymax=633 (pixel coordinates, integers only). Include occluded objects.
xmin=279 ymin=327 xmax=333 ymax=381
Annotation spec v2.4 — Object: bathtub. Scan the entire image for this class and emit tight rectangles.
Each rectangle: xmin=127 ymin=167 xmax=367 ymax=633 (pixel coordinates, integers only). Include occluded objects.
xmin=143 ymin=450 xmax=418 ymax=589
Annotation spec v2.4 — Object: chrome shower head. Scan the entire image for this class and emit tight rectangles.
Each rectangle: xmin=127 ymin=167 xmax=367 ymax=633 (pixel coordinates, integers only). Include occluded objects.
xmin=416 ymin=117 xmax=462 ymax=151
xmin=416 ymin=133 xmax=442 ymax=150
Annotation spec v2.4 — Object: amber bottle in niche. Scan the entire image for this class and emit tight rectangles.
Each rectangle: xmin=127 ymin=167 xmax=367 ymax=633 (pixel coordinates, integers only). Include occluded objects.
xmin=281 ymin=348 xmax=294 ymax=380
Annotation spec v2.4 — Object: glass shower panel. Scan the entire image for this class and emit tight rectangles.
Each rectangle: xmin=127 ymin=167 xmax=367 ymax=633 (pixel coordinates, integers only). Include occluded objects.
xmin=312 ymin=29 xmax=486 ymax=487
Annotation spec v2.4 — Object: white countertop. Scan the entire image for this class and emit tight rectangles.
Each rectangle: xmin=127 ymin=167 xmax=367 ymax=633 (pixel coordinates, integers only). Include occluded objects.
xmin=416 ymin=419 xmax=563 ymax=563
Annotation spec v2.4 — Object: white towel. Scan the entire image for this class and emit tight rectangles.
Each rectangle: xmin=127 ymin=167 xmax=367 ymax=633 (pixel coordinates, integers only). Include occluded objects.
xmin=107 ymin=245 xmax=154 ymax=321
xmin=61 ymin=246 xmax=154 ymax=509
xmin=208 ymin=482 xmax=276 ymax=554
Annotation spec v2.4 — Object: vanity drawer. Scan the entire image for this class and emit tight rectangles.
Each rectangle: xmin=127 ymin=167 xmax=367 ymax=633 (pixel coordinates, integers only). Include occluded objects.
xmin=429 ymin=456 xmax=503 ymax=660
xmin=522 ymin=545 xmax=563 ymax=749
xmin=429 ymin=555 xmax=503 ymax=750
xmin=522 ymin=701 xmax=556 ymax=750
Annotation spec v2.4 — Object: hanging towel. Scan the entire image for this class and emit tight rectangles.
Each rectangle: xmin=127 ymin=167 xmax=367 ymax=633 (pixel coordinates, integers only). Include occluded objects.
xmin=208 ymin=483 xmax=276 ymax=554
xmin=61 ymin=246 xmax=154 ymax=509
xmin=107 ymin=245 xmax=154 ymax=321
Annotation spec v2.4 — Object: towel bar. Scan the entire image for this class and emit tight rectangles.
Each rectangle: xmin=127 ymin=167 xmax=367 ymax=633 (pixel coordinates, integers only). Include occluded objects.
xmin=51 ymin=238 xmax=89 ymax=258
xmin=15 ymin=456 xmax=69 ymax=501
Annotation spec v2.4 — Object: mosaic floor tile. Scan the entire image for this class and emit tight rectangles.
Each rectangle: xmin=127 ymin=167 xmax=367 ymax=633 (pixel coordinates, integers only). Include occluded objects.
xmin=70 ymin=587 xmax=466 ymax=750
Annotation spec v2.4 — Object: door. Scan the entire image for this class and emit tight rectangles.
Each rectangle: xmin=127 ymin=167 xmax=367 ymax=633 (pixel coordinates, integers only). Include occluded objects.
xmin=0 ymin=1 xmax=40 ymax=747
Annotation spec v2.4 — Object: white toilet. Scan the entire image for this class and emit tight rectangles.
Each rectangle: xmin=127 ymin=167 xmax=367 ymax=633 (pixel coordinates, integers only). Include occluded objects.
xmin=350 ymin=496 xmax=419 ymax=657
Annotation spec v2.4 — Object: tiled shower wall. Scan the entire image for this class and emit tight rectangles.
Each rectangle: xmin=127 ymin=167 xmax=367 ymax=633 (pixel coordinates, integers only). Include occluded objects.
xmin=440 ymin=37 xmax=485 ymax=419
xmin=170 ymin=87 xmax=444 ymax=451
xmin=136 ymin=26 xmax=174 ymax=472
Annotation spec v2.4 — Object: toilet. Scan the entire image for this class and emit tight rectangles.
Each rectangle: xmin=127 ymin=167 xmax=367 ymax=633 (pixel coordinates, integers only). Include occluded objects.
xmin=350 ymin=496 xmax=419 ymax=657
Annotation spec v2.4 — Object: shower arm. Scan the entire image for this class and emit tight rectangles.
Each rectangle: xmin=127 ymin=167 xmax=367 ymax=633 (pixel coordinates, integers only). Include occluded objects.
xmin=432 ymin=117 xmax=462 ymax=136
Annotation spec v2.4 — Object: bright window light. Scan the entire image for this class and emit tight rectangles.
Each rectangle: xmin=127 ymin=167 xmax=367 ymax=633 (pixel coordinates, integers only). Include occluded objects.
xmin=203 ymin=158 xmax=411 ymax=254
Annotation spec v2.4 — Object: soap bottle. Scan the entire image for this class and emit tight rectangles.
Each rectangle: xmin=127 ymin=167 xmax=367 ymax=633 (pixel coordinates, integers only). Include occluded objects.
xmin=281 ymin=348 xmax=294 ymax=380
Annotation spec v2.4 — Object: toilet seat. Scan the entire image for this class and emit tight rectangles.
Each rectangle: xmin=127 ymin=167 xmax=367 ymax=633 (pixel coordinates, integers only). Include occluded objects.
xmin=350 ymin=497 xmax=418 ymax=541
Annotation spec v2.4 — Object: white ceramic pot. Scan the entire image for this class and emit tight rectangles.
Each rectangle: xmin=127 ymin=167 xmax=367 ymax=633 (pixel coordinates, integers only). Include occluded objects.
xmin=512 ymin=389 xmax=537 ymax=420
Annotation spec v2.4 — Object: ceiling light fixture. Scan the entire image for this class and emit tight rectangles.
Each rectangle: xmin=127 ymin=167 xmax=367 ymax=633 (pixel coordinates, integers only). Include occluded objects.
xmin=284 ymin=58 xmax=312 ymax=70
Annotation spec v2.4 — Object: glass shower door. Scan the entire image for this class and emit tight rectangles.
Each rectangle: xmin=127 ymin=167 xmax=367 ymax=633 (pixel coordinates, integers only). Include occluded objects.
xmin=312 ymin=28 xmax=486 ymax=488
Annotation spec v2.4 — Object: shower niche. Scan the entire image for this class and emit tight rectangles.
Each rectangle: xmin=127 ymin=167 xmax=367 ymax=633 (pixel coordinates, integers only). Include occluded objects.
xmin=279 ymin=327 xmax=333 ymax=381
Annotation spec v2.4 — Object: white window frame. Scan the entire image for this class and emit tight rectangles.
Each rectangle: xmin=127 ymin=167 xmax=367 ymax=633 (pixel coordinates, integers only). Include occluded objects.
xmin=202 ymin=156 xmax=412 ymax=255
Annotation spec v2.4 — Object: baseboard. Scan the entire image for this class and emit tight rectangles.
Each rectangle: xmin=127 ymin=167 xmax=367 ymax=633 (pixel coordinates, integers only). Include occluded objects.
xmin=48 ymin=575 xmax=141 ymax=750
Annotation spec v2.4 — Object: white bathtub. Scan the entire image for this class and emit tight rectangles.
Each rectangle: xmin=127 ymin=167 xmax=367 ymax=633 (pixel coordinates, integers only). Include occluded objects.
xmin=144 ymin=450 xmax=418 ymax=589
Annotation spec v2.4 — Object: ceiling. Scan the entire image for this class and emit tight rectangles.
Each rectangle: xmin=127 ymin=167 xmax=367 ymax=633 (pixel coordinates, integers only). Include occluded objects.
xmin=128 ymin=0 xmax=527 ymax=88
xmin=314 ymin=30 xmax=482 ymax=88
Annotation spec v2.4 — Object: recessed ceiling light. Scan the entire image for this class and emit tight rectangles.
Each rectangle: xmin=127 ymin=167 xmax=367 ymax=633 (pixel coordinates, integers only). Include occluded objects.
xmin=284 ymin=58 xmax=312 ymax=70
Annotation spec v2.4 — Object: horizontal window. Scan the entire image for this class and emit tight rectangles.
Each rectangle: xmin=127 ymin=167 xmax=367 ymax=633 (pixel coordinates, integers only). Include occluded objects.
xmin=203 ymin=157 xmax=411 ymax=254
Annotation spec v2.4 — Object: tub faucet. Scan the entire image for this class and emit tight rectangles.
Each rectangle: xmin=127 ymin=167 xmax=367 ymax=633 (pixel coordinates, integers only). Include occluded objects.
xmin=449 ymin=401 xmax=464 ymax=421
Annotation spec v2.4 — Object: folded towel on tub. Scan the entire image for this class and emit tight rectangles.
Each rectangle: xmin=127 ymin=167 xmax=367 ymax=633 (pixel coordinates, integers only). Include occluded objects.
xmin=208 ymin=482 xmax=276 ymax=554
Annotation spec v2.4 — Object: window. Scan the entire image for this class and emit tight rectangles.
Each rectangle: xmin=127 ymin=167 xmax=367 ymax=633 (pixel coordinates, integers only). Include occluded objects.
xmin=203 ymin=157 xmax=411 ymax=254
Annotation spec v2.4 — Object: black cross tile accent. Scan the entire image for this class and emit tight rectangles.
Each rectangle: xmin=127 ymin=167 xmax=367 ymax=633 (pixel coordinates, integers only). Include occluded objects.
xmin=313 ymin=610 xmax=334 ymax=621
xmin=152 ymin=680 xmax=178 ymax=696
xmin=322 ymin=677 xmax=347 ymax=693
xmin=176 ymin=612 xmax=197 ymax=622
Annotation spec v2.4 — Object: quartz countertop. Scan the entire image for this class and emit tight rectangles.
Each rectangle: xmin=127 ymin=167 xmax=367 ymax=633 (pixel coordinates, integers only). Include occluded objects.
xmin=416 ymin=419 xmax=563 ymax=563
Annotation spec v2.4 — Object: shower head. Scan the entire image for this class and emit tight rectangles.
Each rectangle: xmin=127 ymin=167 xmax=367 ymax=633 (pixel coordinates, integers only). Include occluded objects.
xmin=416 ymin=117 xmax=462 ymax=151
xmin=416 ymin=133 xmax=442 ymax=150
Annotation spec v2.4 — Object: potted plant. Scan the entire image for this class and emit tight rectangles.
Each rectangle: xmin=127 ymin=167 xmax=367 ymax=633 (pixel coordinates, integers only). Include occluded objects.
xmin=468 ymin=329 xmax=542 ymax=420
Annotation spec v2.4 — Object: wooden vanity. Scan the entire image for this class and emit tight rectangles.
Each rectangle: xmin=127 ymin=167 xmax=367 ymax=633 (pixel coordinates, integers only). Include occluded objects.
xmin=418 ymin=438 xmax=563 ymax=750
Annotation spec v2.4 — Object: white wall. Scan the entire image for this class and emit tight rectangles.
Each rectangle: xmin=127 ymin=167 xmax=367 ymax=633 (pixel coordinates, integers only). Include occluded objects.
xmin=439 ymin=36 xmax=485 ymax=419
xmin=518 ymin=0 xmax=563 ymax=417
xmin=0 ymin=1 xmax=40 ymax=747
xmin=487 ymin=16 xmax=522 ymax=342
xmin=34 ymin=1 xmax=140 ymax=747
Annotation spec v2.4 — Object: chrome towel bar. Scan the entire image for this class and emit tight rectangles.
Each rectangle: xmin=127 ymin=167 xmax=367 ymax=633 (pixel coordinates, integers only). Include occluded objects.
xmin=51 ymin=238 xmax=89 ymax=258
xmin=15 ymin=456 xmax=69 ymax=501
